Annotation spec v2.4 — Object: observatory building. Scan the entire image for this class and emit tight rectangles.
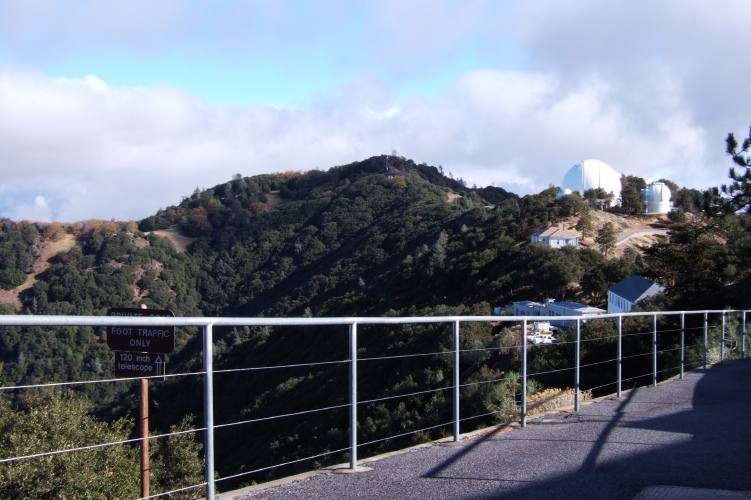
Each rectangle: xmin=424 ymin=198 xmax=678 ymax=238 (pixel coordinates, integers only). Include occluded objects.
xmin=641 ymin=182 xmax=672 ymax=213
xmin=557 ymin=159 xmax=622 ymax=203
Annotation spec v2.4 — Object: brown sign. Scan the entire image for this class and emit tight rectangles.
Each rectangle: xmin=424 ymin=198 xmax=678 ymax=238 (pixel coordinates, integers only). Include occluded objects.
xmin=107 ymin=308 xmax=175 ymax=354
xmin=114 ymin=351 xmax=166 ymax=378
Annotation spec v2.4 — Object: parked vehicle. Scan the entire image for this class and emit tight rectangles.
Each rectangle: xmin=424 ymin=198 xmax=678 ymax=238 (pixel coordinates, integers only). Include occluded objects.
xmin=527 ymin=332 xmax=556 ymax=344
xmin=525 ymin=322 xmax=558 ymax=344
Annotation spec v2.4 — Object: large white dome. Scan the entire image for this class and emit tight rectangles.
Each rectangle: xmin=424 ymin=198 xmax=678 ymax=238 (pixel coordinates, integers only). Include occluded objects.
xmin=559 ymin=159 xmax=622 ymax=202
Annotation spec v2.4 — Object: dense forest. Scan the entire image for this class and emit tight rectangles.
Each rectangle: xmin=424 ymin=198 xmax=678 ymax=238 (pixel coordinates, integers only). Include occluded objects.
xmin=1 ymin=145 xmax=750 ymax=496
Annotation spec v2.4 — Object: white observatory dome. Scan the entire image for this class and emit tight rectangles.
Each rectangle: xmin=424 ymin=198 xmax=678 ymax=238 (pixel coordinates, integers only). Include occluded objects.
xmin=559 ymin=159 xmax=622 ymax=203
xmin=643 ymin=182 xmax=671 ymax=213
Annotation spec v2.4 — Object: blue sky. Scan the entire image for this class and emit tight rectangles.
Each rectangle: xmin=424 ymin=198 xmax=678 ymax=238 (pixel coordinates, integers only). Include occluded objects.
xmin=16 ymin=1 xmax=520 ymax=105
xmin=1 ymin=0 xmax=750 ymax=221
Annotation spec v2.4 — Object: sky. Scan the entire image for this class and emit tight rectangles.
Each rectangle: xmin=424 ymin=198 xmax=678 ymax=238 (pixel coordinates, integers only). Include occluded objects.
xmin=1 ymin=0 xmax=750 ymax=222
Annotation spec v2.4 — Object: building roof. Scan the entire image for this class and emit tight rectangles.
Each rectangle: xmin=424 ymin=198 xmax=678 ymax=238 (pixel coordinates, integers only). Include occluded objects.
xmin=608 ymin=276 xmax=664 ymax=303
xmin=514 ymin=301 xmax=541 ymax=308
xmin=551 ymin=301 xmax=606 ymax=314
xmin=553 ymin=301 xmax=588 ymax=310
xmin=513 ymin=300 xmax=605 ymax=315
xmin=532 ymin=225 xmax=580 ymax=239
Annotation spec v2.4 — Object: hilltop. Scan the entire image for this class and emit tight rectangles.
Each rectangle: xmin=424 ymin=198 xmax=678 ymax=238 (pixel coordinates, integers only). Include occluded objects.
xmin=1 ymin=152 xmax=734 ymax=326
xmin=0 ymin=154 xmax=716 ymax=320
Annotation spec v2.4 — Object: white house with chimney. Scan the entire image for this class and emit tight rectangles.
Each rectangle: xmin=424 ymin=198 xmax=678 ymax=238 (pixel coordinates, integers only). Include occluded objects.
xmin=531 ymin=224 xmax=580 ymax=248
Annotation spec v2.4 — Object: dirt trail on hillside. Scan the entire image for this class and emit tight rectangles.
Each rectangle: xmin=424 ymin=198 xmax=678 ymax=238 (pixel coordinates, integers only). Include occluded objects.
xmin=0 ymin=234 xmax=77 ymax=309
xmin=151 ymin=225 xmax=197 ymax=253
xmin=265 ymin=190 xmax=288 ymax=208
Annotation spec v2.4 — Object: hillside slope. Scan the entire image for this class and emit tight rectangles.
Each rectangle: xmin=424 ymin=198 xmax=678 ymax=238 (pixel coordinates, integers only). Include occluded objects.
xmin=0 ymin=233 xmax=76 ymax=308
xmin=2 ymin=154 xmax=744 ymax=491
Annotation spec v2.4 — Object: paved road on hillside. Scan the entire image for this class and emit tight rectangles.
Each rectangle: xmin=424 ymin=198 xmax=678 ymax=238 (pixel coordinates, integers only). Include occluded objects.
xmin=221 ymin=359 xmax=751 ymax=500
xmin=616 ymin=228 xmax=670 ymax=244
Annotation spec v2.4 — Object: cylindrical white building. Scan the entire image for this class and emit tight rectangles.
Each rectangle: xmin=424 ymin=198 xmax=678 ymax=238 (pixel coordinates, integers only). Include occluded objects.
xmin=643 ymin=182 xmax=671 ymax=213
xmin=558 ymin=159 xmax=622 ymax=203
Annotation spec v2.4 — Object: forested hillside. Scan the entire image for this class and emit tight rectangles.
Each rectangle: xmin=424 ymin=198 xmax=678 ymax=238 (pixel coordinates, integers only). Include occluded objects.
xmin=1 ymin=152 xmax=750 ymax=495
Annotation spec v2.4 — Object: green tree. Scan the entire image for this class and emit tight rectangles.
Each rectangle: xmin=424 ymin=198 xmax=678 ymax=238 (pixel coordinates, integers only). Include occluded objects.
xmin=595 ymin=222 xmax=618 ymax=255
xmin=672 ymin=187 xmax=702 ymax=213
xmin=0 ymin=391 xmax=205 ymax=500
xmin=621 ymin=184 xmax=645 ymax=214
xmin=580 ymin=266 xmax=608 ymax=301
xmin=581 ymin=252 xmax=642 ymax=302
xmin=0 ymin=391 xmax=140 ymax=499
xmin=151 ymin=416 xmax=205 ymax=499
xmin=530 ymin=251 xmax=583 ymax=300
xmin=642 ymin=221 xmax=727 ymax=307
xmin=0 ymin=268 xmax=25 ymax=290
xmin=575 ymin=207 xmax=594 ymax=237
xmin=583 ymin=187 xmax=610 ymax=201
xmin=557 ymin=192 xmax=585 ymax=216
xmin=620 ymin=175 xmax=646 ymax=214
xmin=657 ymin=178 xmax=679 ymax=197
xmin=722 ymin=125 xmax=751 ymax=212
xmin=622 ymin=174 xmax=647 ymax=192
xmin=668 ymin=209 xmax=688 ymax=223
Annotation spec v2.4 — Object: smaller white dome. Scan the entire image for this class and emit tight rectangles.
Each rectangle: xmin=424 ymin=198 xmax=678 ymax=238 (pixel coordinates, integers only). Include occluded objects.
xmin=644 ymin=182 xmax=671 ymax=213
xmin=557 ymin=188 xmax=573 ymax=198
xmin=646 ymin=182 xmax=671 ymax=202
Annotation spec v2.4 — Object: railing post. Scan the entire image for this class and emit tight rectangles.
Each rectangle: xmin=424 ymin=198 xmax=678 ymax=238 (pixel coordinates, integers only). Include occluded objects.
xmin=521 ymin=319 xmax=527 ymax=427
xmin=652 ymin=314 xmax=658 ymax=387
xmin=349 ymin=323 xmax=358 ymax=469
xmin=140 ymin=378 xmax=150 ymax=499
xmin=617 ymin=315 xmax=622 ymax=398
xmin=574 ymin=319 xmax=581 ymax=411
xmin=703 ymin=312 xmax=708 ymax=369
xmin=743 ymin=311 xmax=747 ymax=360
xmin=680 ymin=313 xmax=685 ymax=379
xmin=453 ymin=321 xmax=460 ymax=441
xmin=721 ymin=312 xmax=726 ymax=362
xmin=203 ymin=324 xmax=215 ymax=500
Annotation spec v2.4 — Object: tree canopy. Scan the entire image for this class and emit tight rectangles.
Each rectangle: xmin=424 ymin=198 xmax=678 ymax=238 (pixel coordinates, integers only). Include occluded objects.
xmin=595 ymin=222 xmax=618 ymax=255
xmin=723 ymin=125 xmax=751 ymax=212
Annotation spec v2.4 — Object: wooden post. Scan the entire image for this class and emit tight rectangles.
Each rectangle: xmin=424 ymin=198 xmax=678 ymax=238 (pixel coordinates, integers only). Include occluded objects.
xmin=140 ymin=378 xmax=150 ymax=498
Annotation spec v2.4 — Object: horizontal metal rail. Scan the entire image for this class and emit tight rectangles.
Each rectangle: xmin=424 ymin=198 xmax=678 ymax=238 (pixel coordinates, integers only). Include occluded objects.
xmin=0 ymin=309 xmax=747 ymax=499
xmin=0 ymin=309 xmax=746 ymax=328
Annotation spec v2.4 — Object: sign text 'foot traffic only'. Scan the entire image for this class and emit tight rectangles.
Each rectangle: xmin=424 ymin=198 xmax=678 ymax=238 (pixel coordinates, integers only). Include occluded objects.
xmin=107 ymin=308 xmax=175 ymax=354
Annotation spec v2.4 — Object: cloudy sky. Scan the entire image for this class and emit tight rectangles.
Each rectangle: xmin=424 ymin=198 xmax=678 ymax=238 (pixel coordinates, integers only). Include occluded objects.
xmin=1 ymin=0 xmax=750 ymax=222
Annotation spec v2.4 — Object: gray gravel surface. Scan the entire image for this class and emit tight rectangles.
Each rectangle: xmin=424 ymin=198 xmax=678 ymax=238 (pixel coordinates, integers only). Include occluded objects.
xmin=227 ymin=359 xmax=751 ymax=500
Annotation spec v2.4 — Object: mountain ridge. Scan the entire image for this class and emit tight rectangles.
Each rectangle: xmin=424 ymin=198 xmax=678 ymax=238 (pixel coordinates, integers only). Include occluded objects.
xmin=0 ymin=154 xmax=744 ymax=493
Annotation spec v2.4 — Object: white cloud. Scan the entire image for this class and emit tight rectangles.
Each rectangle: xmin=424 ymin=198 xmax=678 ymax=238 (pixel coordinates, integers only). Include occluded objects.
xmin=0 ymin=63 xmax=725 ymax=222
xmin=4 ymin=195 xmax=54 ymax=222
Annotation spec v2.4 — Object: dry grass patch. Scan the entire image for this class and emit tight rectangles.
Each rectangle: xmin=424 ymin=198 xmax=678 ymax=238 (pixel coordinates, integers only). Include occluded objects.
xmin=527 ymin=387 xmax=593 ymax=416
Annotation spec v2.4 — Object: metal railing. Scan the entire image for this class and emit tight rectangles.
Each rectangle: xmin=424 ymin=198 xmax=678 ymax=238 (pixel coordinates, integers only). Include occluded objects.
xmin=0 ymin=309 xmax=747 ymax=499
